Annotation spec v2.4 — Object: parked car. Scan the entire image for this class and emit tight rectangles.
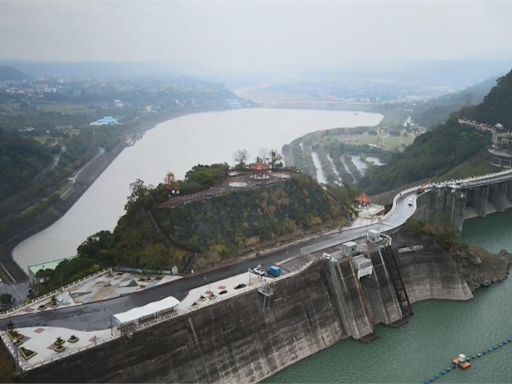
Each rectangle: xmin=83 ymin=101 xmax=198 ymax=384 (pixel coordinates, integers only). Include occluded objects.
xmin=249 ymin=264 xmax=265 ymax=276
xmin=267 ymin=266 xmax=282 ymax=277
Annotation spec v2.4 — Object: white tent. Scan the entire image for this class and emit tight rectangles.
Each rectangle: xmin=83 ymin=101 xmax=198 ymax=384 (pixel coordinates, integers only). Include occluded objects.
xmin=113 ymin=296 xmax=180 ymax=327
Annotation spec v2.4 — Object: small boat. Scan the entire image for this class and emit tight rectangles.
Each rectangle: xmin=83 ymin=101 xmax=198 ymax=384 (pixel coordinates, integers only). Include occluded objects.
xmin=452 ymin=354 xmax=472 ymax=369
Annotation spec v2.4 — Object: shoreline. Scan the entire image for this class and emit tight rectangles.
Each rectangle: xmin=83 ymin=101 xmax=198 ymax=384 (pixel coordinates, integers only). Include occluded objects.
xmin=1 ymin=107 xmax=223 ymax=283
xmin=2 ymin=106 xmax=383 ymax=283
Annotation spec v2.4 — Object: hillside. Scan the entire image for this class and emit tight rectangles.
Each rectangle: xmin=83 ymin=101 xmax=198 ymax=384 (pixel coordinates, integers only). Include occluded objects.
xmin=358 ymin=68 xmax=512 ymax=195
xmin=466 ymin=69 xmax=512 ymax=128
xmin=358 ymin=118 xmax=490 ymax=194
xmin=0 ymin=129 xmax=53 ymax=201
xmin=36 ymin=166 xmax=355 ymax=292
xmin=411 ymin=76 xmax=496 ymax=128
xmin=0 ymin=65 xmax=30 ymax=81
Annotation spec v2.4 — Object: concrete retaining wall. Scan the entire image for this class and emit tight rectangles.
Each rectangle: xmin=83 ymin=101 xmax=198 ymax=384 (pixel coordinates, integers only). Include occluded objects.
xmin=19 ymin=261 xmax=345 ymax=383
xmin=17 ymin=244 xmax=474 ymax=383
xmin=394 ymin=245 xmax=473 ymax=303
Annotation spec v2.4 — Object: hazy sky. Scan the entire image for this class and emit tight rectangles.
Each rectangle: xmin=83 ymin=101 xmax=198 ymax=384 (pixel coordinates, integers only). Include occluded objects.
xmin=1 ymin=0 xmax=511 ymax=75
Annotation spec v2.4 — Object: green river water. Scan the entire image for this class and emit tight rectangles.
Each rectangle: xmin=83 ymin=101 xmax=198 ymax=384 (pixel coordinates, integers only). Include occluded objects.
xmin=268 ymin=211 xmax=512 ymax=383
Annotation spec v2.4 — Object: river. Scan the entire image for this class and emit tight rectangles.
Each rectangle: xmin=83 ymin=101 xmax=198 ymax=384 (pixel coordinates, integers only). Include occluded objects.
xmin=267 ymin=210 xmax=512 ymax=383
xmin=13 ymin=108 xmax=382 ymax=273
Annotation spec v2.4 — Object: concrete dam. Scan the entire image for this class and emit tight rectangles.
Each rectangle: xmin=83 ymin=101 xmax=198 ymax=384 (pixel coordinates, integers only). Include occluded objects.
xmin=14 ymin=238 xmax=472 ymax=384
xmin=414 ymin=170 xmax=512 ymax=232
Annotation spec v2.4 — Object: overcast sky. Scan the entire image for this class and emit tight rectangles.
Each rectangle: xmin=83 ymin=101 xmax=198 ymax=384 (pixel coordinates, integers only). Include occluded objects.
xmin=1 ymin=0 xmax=511 ymax=76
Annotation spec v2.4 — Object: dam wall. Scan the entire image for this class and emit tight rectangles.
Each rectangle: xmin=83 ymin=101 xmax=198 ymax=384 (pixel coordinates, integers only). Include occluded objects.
xmin=413 ymin=181 xmax=512 ymax=232
xmin=18 ymin=250 xmax=410 ymax=383
xmin=16 ymin=242 xmax=474 ymax=383
xmin=393 ymin=242 xmax=473 ymax=303
xmin=19 ymin=261 xmax=345 ymax=383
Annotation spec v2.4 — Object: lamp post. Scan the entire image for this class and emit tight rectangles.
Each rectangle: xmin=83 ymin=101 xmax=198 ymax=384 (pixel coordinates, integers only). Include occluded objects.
xmin=203 ymin=276 xmax=211 ymax=298
xmin=6 ymin=321 xmax=20 ymax=374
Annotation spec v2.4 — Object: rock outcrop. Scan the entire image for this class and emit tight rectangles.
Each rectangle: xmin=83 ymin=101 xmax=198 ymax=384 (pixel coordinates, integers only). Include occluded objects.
xmin=392 ymin=229 xmax=510 ymax=302
xmin=451 ymin=246 xmax=509 ymax=291
xmin=393 ymin=241 xmax=474 ymax=303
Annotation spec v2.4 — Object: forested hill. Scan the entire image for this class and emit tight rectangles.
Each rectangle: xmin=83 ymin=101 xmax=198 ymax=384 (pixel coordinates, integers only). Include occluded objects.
xmin=36 ymin=166 xmax=356 ymax=292
xmin=358 ymin=119 xmax=489 ymax=194
xmin=412 ymin=76 xmax=496 ymax=128
xmin=465 ymin=68 xmax=512 ymax=128
xmin=359 ymin=68 xmax=512 ymax=195
xmin=0 ymin=129 xmax=52 ymax=201
xmin=0 ymin=65 xmax=30 ymax=81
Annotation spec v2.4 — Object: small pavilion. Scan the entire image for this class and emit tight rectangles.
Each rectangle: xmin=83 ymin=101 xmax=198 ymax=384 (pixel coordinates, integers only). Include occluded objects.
xmin=354 ymin=193 xmax=371 ymax=207
xmin=250 ymin=161 xmax=270 ymax=179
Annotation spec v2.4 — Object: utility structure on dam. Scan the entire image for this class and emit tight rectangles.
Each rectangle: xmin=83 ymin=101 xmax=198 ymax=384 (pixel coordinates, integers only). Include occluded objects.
xmin=324 ymin=232 xmax=411 ymax=341
xmin=413 ymin=169 xmax=512 ymax=232
xmin=7 ymin=231 xmax=414 ymax=383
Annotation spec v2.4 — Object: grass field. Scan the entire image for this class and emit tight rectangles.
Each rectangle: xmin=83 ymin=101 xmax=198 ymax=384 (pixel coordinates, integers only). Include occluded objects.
xmin=331 ymin=132 xmax=414 ymax=151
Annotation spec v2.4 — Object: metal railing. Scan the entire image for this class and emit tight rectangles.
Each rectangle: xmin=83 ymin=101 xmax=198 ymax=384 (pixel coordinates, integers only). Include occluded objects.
xmin=0 ymin=269 xmax=111 ymax=319
xmin=8 ymin=257 xmax=319 ymax=372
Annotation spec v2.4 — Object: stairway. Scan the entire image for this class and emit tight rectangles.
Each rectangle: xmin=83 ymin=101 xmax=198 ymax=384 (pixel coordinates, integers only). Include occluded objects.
xmin=380 ymin=247 xmax=413 ymax=317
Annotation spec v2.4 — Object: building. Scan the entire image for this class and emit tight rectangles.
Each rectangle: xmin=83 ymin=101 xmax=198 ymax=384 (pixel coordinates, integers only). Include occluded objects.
xmin=89 ymin=116 xmax=120 ymax=126
xmin=28 ymin=259 xmax=66 ymax=287
xmin=113 ymin=296 xmax=180 ymax=329
xmin=354 ymin=193 xmax=371 ymax=207
xmin=489 ymin=123 xmax=512 ymax=168
xmin=250 ymin=161 xmax=270 ymax=179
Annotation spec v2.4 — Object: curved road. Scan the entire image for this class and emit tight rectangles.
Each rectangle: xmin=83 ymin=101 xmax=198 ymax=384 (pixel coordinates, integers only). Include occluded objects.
xmin=0 ymin=186 xmax=423 ymax=331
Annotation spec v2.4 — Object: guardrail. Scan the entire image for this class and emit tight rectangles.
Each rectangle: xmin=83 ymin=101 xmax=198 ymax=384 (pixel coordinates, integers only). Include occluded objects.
xmin=9 ymin=256 xmax=319 ymax=372
xmin=0 ymin=269 xmax=111 ymax=319
xmin=298 ymin=167 xmax=512 ymax=258
xmin=433 ymin=168 xmax=512 ymax=189
xmin=2 ymin=329 xmax=122 ymax=372
xmin=299 ymin=185 xmax=420 ymax=256
xmin=300 ymin=238 xmax=343 ymax=255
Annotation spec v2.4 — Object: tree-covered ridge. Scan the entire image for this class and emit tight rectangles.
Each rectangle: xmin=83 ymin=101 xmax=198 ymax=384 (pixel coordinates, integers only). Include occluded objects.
xmin=0 ymin=129 xmax=53 ymax=200
xmin=37 ymin=166 xmax=355 ymax=292
xmin=0 ymin=65 xmax=30 ymax=81
xmin=412 ymin=76 xmax=496 ymax=128
xmin=466 ymin=68 xmax=512 ymax=128
xmin=358 ymin=118 xmax=490 ymax=194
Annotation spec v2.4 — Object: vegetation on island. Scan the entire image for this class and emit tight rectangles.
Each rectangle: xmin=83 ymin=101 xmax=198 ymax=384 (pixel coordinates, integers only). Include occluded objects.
xmin=404 ymin=219 xmax=457 ymax=251
xmin=35 ymin=164 xmax=356 ymax=293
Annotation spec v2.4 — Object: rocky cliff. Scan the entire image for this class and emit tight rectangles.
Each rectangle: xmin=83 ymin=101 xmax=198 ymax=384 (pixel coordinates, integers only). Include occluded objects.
xmin=451 ymin=246 xmax=509 ymax=291
xmin=392 ymin=230 xmax=509 ymax=303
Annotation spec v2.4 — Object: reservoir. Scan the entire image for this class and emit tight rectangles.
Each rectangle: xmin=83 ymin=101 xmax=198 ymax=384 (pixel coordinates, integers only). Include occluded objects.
xmin=13 ymin=108 xmax=382 ymax=273
xmin=268 ymin=210 xmax=512 ymax=383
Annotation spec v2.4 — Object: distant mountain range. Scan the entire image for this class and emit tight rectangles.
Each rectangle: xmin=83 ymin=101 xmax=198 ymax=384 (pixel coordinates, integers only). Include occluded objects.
xmin=466 ymin=69 xmax=512 ymax=129
xmin=0 ymin=62 xmax=186 ymax=80
xmin=0 ymin=65 xmax=30 ymax=81
xmin=411 ymin=76 xmax=497 ymax=128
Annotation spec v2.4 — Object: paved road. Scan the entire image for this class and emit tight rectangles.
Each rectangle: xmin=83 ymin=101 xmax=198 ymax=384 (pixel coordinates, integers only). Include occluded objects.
xmin=4 ymin=166 xmax=512 ymax=332
xmin=0 ymin=188 xmax=420 ymax=331
xmin=0 ymin=234 xmax=335 ymax=331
